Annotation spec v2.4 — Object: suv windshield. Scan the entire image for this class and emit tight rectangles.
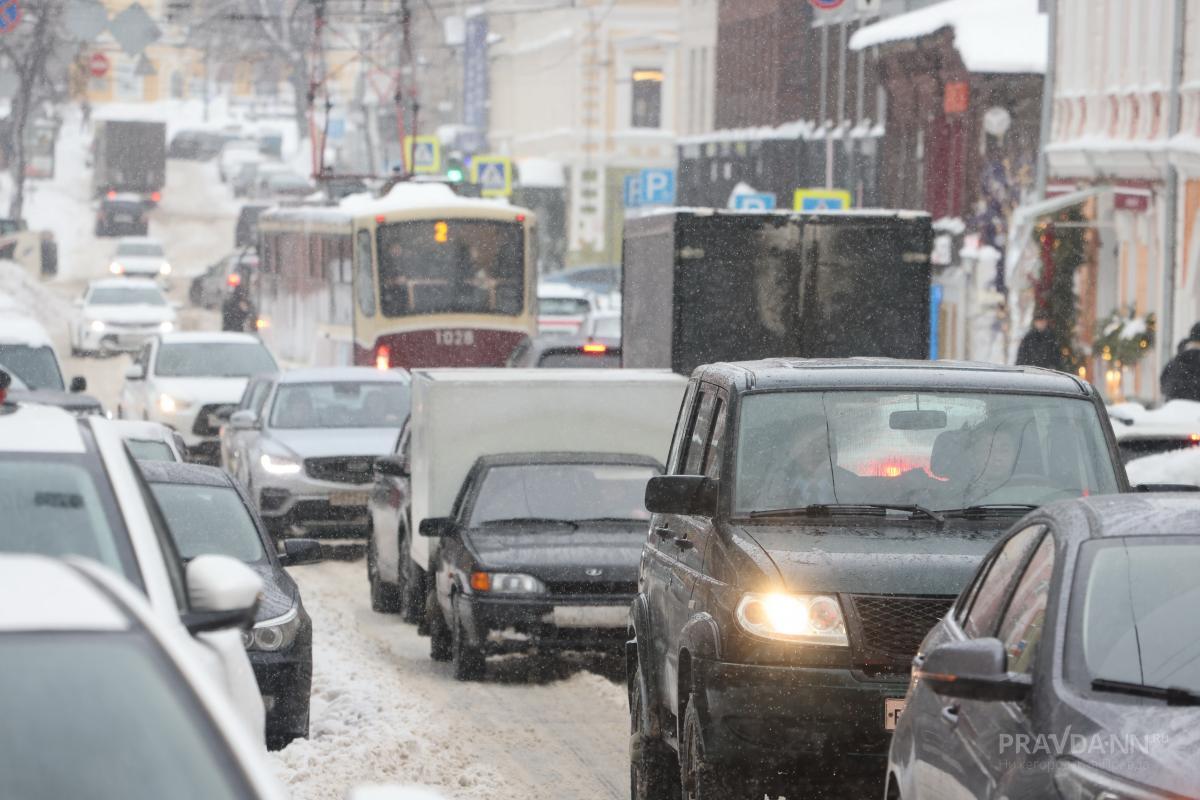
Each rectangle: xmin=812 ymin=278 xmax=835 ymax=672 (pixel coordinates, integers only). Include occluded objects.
xmin=734 ymin=391 xmax=1120 ymax=515
xmin=1068 ymin=537 xmax=1200 ymax=696
xmin=469 ymin=462 xmax=660 ymax=526
xmin=154 ymin=342 xmax=277 ymax=378
xmin=0 ymin=344 xmax=64 ymax=390
xmin=270 ymin=381 xmax=410 ymax=429
xmin=89 ymin=287 xmax=167 ymax=306
xmin=0 ymin=633 xmax=250 ymax=799
xmin=149 ymin=483 xmax=265 ymax=562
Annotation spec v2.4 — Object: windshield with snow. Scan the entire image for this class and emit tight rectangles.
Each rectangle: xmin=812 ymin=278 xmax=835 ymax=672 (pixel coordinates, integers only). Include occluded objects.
xmin=0 ymin=345 xmax=63 ymax=391
xmin=734 ymin=391 xmax=1121 ymax=515
xmin=468 ymin=462 xmax=660 ymax=526
xmin=89 ymin=287 xmax=167 ymax=306
xmin=154 ymin=342 xmax=276 ymax=378
xmin=270 ymin=381 xmax=409 ymax=429
xmin=150 ymin=483 xmax=265 ymax=562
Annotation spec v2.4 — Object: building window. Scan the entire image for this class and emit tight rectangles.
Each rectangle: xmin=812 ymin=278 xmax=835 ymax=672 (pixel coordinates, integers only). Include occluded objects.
xmin=632 ymin=68 xmax=663 ymax=128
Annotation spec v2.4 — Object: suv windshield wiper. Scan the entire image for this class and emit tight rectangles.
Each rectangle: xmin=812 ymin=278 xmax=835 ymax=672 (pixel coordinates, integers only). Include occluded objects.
xmin=940 ymin=504 xmax=1039 ymax=519
xmin=478 ymin=517 xmax=578 ymax=530
xmin=1091 ymin=678 xmax=1200 ymax=706
xmin=571 ymin=516 xmax=646 ymax=525
xmin=750 ymin=503 xmax=945 ymax=525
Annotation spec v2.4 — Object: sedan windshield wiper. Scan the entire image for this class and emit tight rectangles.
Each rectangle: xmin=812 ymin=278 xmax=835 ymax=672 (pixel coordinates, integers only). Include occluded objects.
xmin=571 ymin=516 xmax=647 ymax=525
xmin=940 ymin=504 xmax=1039 ymax=519
xmin=478 ymin=517 xmax=578 ymax=530
xmin=750 ymin=503 xmax=944 ymax=525
xmin=1091 ymin=678 xmax=1200 ymax=706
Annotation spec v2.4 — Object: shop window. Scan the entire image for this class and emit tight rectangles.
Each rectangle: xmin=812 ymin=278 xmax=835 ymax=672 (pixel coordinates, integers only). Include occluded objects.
xmin=632 ymin=68 xmax=663 ymax=129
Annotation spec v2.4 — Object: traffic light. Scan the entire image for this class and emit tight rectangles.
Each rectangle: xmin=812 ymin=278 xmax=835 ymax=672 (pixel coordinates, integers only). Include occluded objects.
xmin=445 ymin=155 xmax=465 ymax=183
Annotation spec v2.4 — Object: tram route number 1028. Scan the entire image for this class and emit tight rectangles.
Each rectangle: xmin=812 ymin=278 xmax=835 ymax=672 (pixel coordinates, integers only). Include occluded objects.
xmin=434 ymin=329 xmax=475 ymax=346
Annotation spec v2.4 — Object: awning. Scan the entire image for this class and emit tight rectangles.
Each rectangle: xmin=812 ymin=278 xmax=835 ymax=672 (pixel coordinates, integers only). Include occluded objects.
xmin=1009 ymin=186 xmax=1108 ymax=230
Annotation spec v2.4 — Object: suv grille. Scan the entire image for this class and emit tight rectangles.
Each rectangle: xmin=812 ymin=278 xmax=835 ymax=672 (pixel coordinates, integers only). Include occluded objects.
xmin=304 ymin=456 xmax=376 ymax=484
xmin=192 ymin=403 xmax=235 ymax=436
xmin=848 ymin=594 xmax=954 ymax=660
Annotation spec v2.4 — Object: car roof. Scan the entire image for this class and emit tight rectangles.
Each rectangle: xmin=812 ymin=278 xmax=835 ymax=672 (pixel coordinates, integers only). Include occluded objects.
xmin=0 ymin=556 xmax=130 ymax=632
xmin=110 ymin=419 xmax=174 ymax=440
xmin=159 ymin=331 xmax=263 ymax=345
xmin=278 ymin=366 xmax=410 ymax=384
xmin=537 ymin=282 xmax=593 ymax=299
xmin=139 ymin=460 xmax=233 ymax=488
xmin=89 ymin=277 xmax=161 ymax=290
xmin=0 ymin=403 xmax=87 ymax=452
xmin=700 ymin=358 xmax=1092 ymax=397
xmin=1043 ymin=493 xmax=1200 ymax=542
xmin=525 ymin=335 xmax=621 ymax=355
xmin=475 ymin=451 xmax=663 ymax=469
xmin=0 ymin=316 xmax=53 ymax=347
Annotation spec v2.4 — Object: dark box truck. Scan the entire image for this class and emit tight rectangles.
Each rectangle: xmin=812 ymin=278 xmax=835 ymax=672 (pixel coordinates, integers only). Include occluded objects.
xmin=92 ymin=120 xmax=167 ymax=200
xmin=621 ymin=209 xmax=933 ymax=374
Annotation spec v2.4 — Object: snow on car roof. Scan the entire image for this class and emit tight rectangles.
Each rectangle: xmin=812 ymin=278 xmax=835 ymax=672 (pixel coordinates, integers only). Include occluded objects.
xmin=159 ymin=331 xmax=263 ymax=345
xmin=0 ymin=404 xmax=86 ymax=453
xmin=116 ymin=236 xmax=163 ymax=246
xmin=340 ymin=181 xmax=525 ymax=217
xmin=0 ymin=556 xmax=129 ymax=632
xmin=0 ymin=315 xmax=53 ymax=347
xmin=537 ymin=282 xmax=592 ymax=298
xmin=110 ymin=419 xmax=176 ymax=440
xmin=415 ymin=368 xmax=682 ymax=385
xmin=89 ymin=277 xmax=161 ymax=290
xmin=849 ymin=0 xmax=1047 ymax=74
xmin=279 ymin=366 xmax=410 ymax=384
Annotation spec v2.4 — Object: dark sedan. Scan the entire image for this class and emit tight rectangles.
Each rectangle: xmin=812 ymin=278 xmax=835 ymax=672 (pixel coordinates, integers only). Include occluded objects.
xmin=421 ymin=452 xmax=662 ymax=681
xmin=139 ymin=461 xmax=322 ymax=749
xmin=889 ymin=493 xmax=1200 ymax=800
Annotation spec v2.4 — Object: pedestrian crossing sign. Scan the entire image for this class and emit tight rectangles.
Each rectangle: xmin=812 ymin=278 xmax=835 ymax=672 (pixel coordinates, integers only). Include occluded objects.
xmin=471 ymin=155 xmax=513 ymax=197
xmin=793 ymin=188 xmax=852 ymax=212
xmin=404 ymin=135 xmax=441 ymax=174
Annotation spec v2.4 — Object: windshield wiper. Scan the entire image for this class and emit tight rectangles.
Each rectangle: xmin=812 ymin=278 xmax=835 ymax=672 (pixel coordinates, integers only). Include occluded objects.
xmin=479 ymin=517 xmax=578 ymax=530
xmin=750 ymin=503 xmax=945 ymax=525
xmin=940 ymin=504 xmax=1039 ymax=519
xmin=1091 ymin=678 xmax=1200 ymax=706
xmin=571 ymin=516 xmax=646 ymax=525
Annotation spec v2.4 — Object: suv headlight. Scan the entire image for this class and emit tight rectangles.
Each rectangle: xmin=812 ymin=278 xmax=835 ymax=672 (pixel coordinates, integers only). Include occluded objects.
xmin=260 ymin=452 xmax=302 ymax=475
xmin=160 ymin=262 xmax=172 ymax=275
xmin=241 ymin=606 xmax=302 ymax=652
xmin=89 ymin=319 xmax=106 ymax=332
xmin=469 ymin=571 xmax=546 ymax=595
xmin=1054 ymin=759 xmax=1173 ymax=800
xmin=735 ymin=592 xmax=848 ymax=646
xmin=157 ymin=393 xmax=191 ymax=414
xmin=159 ymin=320 xmax=174 ymax=333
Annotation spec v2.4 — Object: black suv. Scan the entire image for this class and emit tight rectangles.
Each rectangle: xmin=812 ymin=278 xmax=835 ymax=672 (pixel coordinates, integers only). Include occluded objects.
xmin=628 ymin=358 xmax=1129 ymax=799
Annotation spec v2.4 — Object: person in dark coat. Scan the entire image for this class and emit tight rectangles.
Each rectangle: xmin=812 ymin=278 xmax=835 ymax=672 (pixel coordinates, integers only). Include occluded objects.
xmin=221 ymin=285 xmax=258 ymax=333
xmin=1017 ymin=309 xmax=1062 ymax=371
xmin=1160 ymin=323 xmax=1200 ymax=402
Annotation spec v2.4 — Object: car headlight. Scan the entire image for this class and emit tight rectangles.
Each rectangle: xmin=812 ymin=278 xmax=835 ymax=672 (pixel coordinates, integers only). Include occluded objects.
xmin=159 ymin=262 xmax=172 ymax=275
xmin=735 ymin=592 xmax=848 ymax=646
xmin=1054 ymin=759 xmax=1173 ymax=800
xmin=89 ymin=319 xmax=106 ymax=332
xmin=241 ymin=606 xmax=302 ymax=652
xmin=159 ymin=320 xmax=174 ymax=333
xmin=157 ymin=393 xmax=190 ymax=414
xmin=109 ymin=262 xmax=124 ymax=275
xmin=260 ymin=452 xmax=302 ymax=475
xmin=469 ymin=571 xmax=546 ymax=595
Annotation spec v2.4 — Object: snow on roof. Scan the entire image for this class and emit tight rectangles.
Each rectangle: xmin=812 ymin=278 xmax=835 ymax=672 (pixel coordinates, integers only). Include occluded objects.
xmin=678 ymin=119 xmax=818 ymax=146
xmin=0 ymin=315 xmax=53 ymax=347
xmin=1126 ymin=446 xmax=1200 ymax=488
xmin=340 ymin=182 xmax=520 ymax=217
xmin=517 ymin=158 xmax=566 ymax=188
xmin=0 ymin=404 xmax=85 ymax=453
xmin=849 ymin=0 xmax=1047 ymax=74
xmin=0 ymin=557 xmax=129 ymax=632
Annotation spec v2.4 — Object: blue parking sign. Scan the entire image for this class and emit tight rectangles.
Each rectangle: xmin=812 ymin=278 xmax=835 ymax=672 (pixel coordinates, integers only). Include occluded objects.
xmin=641 ymin=168 xmax=676 ymax=206
xmin=733 ymin=193 xmax=776 ymax=211
xmin=623 ymin=174 xmax=644 ymax=208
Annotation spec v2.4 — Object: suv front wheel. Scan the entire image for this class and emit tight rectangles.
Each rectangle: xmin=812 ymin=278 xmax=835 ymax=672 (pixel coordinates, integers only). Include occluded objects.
xmin=629 ymin=664 xmax=679 ymax=800
xmin=680 ymin=694 xmax=753 ymax=799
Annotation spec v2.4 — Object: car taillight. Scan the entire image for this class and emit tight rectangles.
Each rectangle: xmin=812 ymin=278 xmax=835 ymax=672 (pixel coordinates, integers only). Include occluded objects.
xmin=582 ymin=343 xmax=607 ymax=354
xmin=106 ymin=190 xmax=116 ymax=199
xmin=227 ymin=272 xmax=242 ymax=287
xmin=375 ymin=344 xmax=390 ymax=370
xmin=150 ymin=191 xmax=161 ymax=203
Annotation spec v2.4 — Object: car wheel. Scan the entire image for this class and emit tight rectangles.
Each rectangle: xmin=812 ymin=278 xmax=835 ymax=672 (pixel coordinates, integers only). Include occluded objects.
xmin=367 ymin=526 xmax=402 ymax=613
xmin=450 ymin=596 xmax=485 ymax=681
xmin=680 ymin=693 xmax=750 ymax=800
xmin=429 ymin=591 xmax=453 ymax=662
xmin=398 ymin=527 xmax=424 ymax=625
xmin=629 ymin=664 xmax=680 ymax=800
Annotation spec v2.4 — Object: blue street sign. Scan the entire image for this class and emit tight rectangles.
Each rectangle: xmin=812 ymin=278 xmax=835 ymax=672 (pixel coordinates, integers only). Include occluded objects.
xmin=641 ymin=168 xmax=676 ymax=206
xmin=0 ymin=0 xmax=22 ymax=34
xmin=929 ymin=284 xmax=943 ymax=360
xmin=733 ymin=193 xmax=776 ymax=211
xmin=623 ymin=174 xmax=644 ymax=208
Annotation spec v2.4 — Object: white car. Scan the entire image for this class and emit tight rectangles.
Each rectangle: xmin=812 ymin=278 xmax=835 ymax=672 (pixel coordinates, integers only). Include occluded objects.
xmin=0 ymin=401 xmax=266 ymax=743
xmin=537 ymin=282 xmax=597 ymax=335
xmin=0 ymin=555 xmax=287 ymax=800
xmin=584 ymin=308 xmax=621 ymax=340
xmin=0 ymin=315 xmax=93 ymax=406
xmin=71 ymin=278 xmax=177 ymax=356
xmin=112 ymin=418 xmax=188 ymax=461
xmin=1109 ymin=399 xmax=1200 ymax=464
xmin=219 ymin=139 xmax=261 ymax=183
xmin=110 ymin=236 xmax=172 ymax=288
xmin=119 ymin=332 xmax=279 ymax=464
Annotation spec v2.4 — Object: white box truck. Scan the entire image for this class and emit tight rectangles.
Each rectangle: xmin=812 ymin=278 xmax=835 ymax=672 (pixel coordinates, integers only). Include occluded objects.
xmin=401 ymin=368 xmax=687 ymax=615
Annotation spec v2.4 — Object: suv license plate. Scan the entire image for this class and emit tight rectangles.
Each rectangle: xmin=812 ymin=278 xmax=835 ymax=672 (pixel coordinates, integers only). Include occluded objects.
xmin=329 ymin=491 xmax=369 ymax=507
xmin=884 ymin=697 xmax=906 ymax=731
xmin=552 ymin=606 xmax=627 ymax=628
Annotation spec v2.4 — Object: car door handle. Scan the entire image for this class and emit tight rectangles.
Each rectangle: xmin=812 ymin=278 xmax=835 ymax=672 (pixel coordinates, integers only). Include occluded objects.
xmin=940 ymin=703 xmax=960 ymax=726
xmin=673 ymin=537 xmax=694 ymax=550
xmin=652 ymin=525 xmax=673 ymax=539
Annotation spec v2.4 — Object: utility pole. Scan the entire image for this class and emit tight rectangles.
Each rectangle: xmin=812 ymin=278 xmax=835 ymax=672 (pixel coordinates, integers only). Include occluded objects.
xmin=1161 ymin=0 xmax=1187 ymax=367
xmin=1034 ymin=0 xmax=1056 ymax=201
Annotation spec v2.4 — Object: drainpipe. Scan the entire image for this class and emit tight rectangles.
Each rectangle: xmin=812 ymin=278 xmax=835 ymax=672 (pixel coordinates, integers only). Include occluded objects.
xmin=1162 ymin=0 xmax=1187 ymax=369
xmin=1034 ymin=0 xmax=1056 ymax=201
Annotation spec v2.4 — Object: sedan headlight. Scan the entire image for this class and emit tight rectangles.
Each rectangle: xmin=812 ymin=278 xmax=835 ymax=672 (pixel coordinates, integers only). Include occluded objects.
xmin=260 ymin=452 xmax=302 ymax=475
xmin=159 ymin=320 xmax=174 ymax=333
xmin=241 ymin=606 xmax=302 ymax=652
xmin=1055 ymin=759 xmax=1173 ymax=800
xmin=159 ymin=262 xmax=172 ymax=275
xmin=735 ymin=592 xmax=848 ymax=646
xmin=89 ymin=319 xmax=106 ymax=332
xmin=157 ymin=393 xmax=191 ymax=414
xmin=109 ymin=262 xmax=124 ymax=275
xmin=469 ymin=571 xmax=546 ymax=595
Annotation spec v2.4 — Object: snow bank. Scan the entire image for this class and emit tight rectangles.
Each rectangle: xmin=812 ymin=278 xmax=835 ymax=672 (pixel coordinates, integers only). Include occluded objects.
xmin=0 ymin=260 xmax=74 ymax=336
xmin=516 ymin=158 xmax=566 ymax=188
xmin=1126 ymin=447 xmax=1200 ymax=487
xmin=849 ymin=0 xmax=1047 ymax=74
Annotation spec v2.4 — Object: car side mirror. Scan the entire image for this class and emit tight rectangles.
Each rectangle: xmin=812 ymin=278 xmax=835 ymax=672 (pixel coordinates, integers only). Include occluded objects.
xmin=915 ymin=638 xmax=1032 ymax=703
xmin=1134 ymin=483 xmax=1200 ymax=493
xmin=279 ymin=538 xmax=322 ymax=567
xmin=644 ymin=475 xmax=718 ymax=517
xmin=375 ymin=454 xmax=409 ymax=477
xmin=229 ymin=409 xmax=259 ymax=430
xmin=124 ymin=364 xmax=145 ymax=381
xmin=69 ymin=376 xmax=87 ymax=393
xmin=419 ymin=517 xmax=456 ymax=538
xmin=181 ymin=555 xmax=262 ymax=634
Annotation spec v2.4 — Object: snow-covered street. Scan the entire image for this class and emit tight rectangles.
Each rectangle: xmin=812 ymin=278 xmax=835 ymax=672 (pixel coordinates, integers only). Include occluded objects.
xmin=275 ymin=560 xmax=629 ymax=800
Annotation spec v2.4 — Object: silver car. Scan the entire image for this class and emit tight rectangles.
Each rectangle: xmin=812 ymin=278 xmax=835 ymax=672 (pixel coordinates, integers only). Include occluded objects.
xmin=222 ymin=367 xmax=411 ymax=539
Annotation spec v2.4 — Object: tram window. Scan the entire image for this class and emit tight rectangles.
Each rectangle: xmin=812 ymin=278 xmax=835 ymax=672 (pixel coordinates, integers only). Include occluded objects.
xmin=376 ymin=219 xmax=524 ymax=317
xmin=339 ymin=237 xmax=353 ymax=283
xmin=309 ymin=237 xmax=322 ymax=278
xmin=355 ymin=230 xmax=376 ymax=316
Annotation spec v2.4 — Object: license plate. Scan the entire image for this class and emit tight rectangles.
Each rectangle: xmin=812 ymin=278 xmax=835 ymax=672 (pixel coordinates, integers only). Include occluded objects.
xmin=552 ymin=605 xmax=627 ymax=629
xmin=884 ymin=697 xmax=906 ymax=731
xmin=329 ymin=491 xmax=369 ymax=507
xmin=114 ymin=214 xmax=133 ymax=222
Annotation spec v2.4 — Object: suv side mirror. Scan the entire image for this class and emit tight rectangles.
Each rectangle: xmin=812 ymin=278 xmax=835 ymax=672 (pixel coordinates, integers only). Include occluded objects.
xmin=279 ymin=538 xmax=322 ymax=567
xmin=419 ymin=517 xmax=456 ymax=538
xmin=124 ymin=363 xmax=145 ymax=381
xmin=915 ymin=638 xmax=1032 ymax=702
xmin=645 ymin=475 xmax=718 ymax=517
xmin=181 ymin=555 xmax=262 ymax=634
xmin=69 ymin=376 xmax=88 ymax=393
xmin=229 ymin=409 xmax=259 ymax=430
xmin=375 ymin=454 xmax=409 ymax=477
xmin=1134 ymin=483 xmax=1200 ymax=493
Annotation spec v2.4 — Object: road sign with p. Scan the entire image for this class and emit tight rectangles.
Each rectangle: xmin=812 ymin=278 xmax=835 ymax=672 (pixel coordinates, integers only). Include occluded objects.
xmin=733 ymin=193 xmax=776 ymax=211
xmin=641 ymin=168 xmax=676 ymax=206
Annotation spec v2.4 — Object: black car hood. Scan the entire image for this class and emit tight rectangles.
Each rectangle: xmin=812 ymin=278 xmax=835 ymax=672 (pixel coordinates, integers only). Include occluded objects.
xmin=247 ymin=561 xmax=299 ymax=621
xmin=1051 ymin=694 xmax=1200 ymax=794
xmin=12 ymin=390 xmax=104 ymax=415
xmin=464 ymin=522 xmax=644 ymax=584
xmin=733 ymin=521 xmax=1009 ymax=596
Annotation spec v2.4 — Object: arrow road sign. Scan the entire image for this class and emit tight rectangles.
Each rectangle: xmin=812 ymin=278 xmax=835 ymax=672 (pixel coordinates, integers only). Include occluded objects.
xmin=0 ymin=0 xmax=22 ymax=35
xmin=471 ymin=155 xmax=513 ymax=197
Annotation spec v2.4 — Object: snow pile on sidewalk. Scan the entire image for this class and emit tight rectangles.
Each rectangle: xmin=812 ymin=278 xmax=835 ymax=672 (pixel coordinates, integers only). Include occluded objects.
xmin=1126 ymin=447 xmax=1200 ymax=488
xmin=0 ymin=260 xmax=73 ymax=328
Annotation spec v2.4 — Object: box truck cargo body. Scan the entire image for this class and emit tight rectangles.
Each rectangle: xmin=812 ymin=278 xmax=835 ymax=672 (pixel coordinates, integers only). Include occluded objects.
xmin=92 ymin=119 xmax=167 ymax=199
